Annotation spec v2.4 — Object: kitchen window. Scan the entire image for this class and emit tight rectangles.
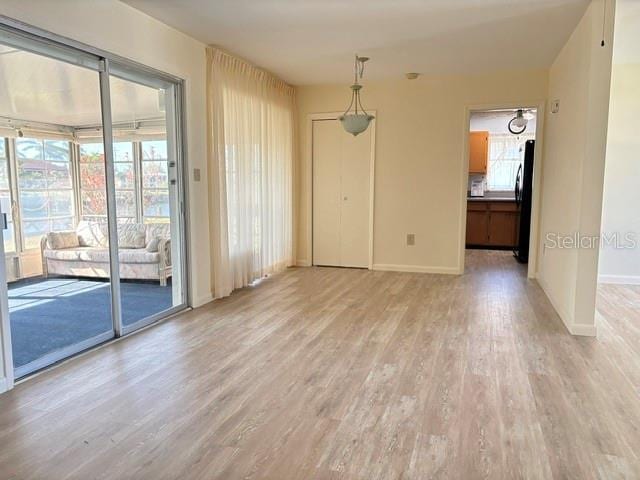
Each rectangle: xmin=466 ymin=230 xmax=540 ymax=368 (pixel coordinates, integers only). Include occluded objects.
xmin=486 ymin=133 xmax=535 ymax=191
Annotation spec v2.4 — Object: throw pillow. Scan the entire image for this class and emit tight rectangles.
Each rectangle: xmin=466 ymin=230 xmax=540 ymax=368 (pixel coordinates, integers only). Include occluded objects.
xmin=77 ymin=221 xmax=108 ymax=247
xmin=47 ymin=231 xmax=80 ymax=250
xmin=146 ymin=236 xmax=161 ymax=252
xmin=117 ymin=224 xmax=146 ymax=249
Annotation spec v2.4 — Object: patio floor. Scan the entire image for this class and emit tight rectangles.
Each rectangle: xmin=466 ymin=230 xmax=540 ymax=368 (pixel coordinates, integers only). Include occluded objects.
xmin=8 ymin=277 xmax=173 ymax=374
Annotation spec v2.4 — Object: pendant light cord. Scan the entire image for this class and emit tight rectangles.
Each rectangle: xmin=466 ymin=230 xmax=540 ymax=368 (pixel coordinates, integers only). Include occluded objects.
xmin=601 ymin=0 xmax=607 ymax=47
xmin=341 ymin=54 xmax=372 ymax=118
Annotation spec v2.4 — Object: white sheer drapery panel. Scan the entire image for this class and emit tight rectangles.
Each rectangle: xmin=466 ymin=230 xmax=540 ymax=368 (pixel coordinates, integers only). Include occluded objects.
xmin=486 ymin=132 xmax=535 ymax=191
xmin=206 ymin=47 xmax=294 ymax=298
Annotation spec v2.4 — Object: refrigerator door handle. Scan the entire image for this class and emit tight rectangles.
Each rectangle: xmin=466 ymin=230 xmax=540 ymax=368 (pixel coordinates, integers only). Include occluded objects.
xmin=514 ymin=164 xmax=522 ymax=207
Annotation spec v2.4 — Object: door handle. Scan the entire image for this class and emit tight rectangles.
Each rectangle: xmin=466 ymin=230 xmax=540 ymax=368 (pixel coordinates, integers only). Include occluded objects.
xmin=0 ymin=213 xmax=7 ymax=230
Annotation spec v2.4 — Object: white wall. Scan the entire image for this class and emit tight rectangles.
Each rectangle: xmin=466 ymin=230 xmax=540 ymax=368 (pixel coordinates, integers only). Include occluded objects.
xmin=599 ymin=64 xmax=640 ymax=284
xmin=296 ymin=69 xmax=548 ymax=272
xmin=0 ymin=1 xmax=212 ymax=390
xmin=536 ymin=0 xmax=615 ymax=335
xmin=598 ymin=1 xmax=640 ymax=284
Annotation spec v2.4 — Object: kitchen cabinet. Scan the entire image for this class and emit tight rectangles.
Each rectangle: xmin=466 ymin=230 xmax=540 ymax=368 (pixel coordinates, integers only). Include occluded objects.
xmin=466 ymin=202 xmax=489 ymax=245
xmin=465 ymin=200 xmax=519 ymax=248
xmin=469 ymin=131 xmax=489 ymax=174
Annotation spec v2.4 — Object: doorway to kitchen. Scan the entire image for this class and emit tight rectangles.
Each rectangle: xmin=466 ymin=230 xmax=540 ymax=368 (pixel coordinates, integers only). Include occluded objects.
xmin=461 ymin=106 xmax=542 ymax=276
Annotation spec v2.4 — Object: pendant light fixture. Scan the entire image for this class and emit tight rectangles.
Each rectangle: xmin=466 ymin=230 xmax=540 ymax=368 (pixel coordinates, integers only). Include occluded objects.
xmin=508 ymin=109 xmax=528 ymax=135
xmin=339 ymin=55 xmax=374 ymax=136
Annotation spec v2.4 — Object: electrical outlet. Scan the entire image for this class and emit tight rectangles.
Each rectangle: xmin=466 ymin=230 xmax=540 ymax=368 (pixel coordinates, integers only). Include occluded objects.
xmin=551 ymin=99 xmax=560 ymax=114
xmin=193 ymin=168 xmax=201 ymax=182
xmin=406 ymin=234 xmax=415 ymax=246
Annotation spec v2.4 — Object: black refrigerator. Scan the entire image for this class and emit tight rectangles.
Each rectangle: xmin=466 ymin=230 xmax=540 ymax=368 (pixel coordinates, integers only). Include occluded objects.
xmin=514 ymin=140 xmax=535 ymax=263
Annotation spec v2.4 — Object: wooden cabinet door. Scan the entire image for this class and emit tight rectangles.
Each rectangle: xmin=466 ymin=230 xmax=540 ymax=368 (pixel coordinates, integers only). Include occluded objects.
xmin=469 ymin=131 xmax=489 ymax=174
xmin=466 ymin=209 xmax=489 ymax=245
xmin=487 ymin=211 xmax=519 ymax=247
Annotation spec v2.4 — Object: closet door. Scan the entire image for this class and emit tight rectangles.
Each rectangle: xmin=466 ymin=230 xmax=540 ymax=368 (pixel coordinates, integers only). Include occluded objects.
xmin=340 ymin=124 xmax=370 ymax=267
xmin=312 ymin=118 xmax=371 ymax=268
xmin=312 ymin=120 xmax=342 ymax=266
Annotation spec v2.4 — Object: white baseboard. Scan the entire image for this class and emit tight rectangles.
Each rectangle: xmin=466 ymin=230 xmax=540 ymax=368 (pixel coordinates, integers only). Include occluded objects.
xmin=536 ymin=275 xmax=597 ymax=337
xmin=372 ymin=264 xmax=460 ymax=275
xmin=598 ymin=274 xmax=640 ymax=285
xmin=296 ymin=260 xmax=311 ymax=267
xmin=192 ymin=293 xmax=214 ymax=308
xmin=0 ymin=376 xmax=8 ymax=394
xmin=568 ymin=323 xmax=598 ymax=336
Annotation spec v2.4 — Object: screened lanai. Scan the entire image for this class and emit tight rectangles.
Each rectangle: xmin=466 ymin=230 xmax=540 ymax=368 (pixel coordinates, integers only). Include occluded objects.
xmin=0 ymin=39 xmax=186 ymax=377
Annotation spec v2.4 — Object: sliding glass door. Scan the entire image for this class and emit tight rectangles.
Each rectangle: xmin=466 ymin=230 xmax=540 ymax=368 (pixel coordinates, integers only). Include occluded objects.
xmin=106 ymin=73 xmax=186 ymax=334
xmin=0 ymin=36 xmax=115 ymax=377
xmin=0 ymin=21 xmax=189 ymax=379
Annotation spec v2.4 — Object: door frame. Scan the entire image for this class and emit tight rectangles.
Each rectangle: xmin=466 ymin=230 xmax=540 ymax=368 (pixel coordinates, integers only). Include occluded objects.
xmin=304 ymin=112 xmax=376 ymax=269
xmin=458 ymin=100 xmax=546 ymax=278
xmin=0 ymin=238 xmax=14 ymax=393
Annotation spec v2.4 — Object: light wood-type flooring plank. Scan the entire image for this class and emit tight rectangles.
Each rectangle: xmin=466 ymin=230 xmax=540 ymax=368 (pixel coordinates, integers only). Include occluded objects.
xmin=0 ymin=251 xmax=639 ymax=479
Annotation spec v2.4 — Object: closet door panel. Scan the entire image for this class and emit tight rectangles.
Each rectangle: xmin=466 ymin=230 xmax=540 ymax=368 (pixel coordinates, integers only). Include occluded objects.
xmin=339 ymin=127 xmax=371 ymax=268
xmin=312 ymin=120 xmax=342 ymax=266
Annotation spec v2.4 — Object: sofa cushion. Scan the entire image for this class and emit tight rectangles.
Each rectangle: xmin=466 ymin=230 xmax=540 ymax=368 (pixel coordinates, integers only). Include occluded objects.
xmin=77 ymin=222 xmax=149 ymax=249
xmin=145 ymin=223 xmax=170 ymax=244
xmin=44 ymin=247 xmax=108 ymax=262
xmin=76 ymin=221 xmax=108 ymax=247
xmin=44 ymin=247 xmax=160 ymax=264
xmin=118 ymin=224 xmax=146 ymax=249
xmin=47 ymin=231 xmax=79 ymax=249
xmin=118 ymin=249 xmax=160 ymax=264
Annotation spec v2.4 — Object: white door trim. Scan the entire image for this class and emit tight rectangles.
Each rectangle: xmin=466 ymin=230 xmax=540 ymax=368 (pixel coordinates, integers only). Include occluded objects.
xmin=459 ymin=100 xmax=546 ymax=278
xmin=305 ymin=112 xmax=376 ymax=269
xmin=0 ymin=235 xmax=15 ymax=393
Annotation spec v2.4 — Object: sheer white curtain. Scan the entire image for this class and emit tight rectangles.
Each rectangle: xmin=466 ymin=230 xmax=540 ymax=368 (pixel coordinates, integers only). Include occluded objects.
xmin=206 ymin=47 xmax=294 ymax=298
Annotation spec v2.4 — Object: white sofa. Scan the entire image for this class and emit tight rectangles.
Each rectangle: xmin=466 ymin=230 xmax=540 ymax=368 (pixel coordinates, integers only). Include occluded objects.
xmin=41 ymin=221 xmax=172 ymax=285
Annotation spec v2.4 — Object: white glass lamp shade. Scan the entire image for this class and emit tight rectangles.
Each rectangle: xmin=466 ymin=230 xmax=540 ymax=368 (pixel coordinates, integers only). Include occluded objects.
xmin=512 ymin=116 xmax=528 ymax=128
xmin=339 ymin=113 xmax=375 ymax=136
xmin=508 ymin=109 xmax=528 ymax=134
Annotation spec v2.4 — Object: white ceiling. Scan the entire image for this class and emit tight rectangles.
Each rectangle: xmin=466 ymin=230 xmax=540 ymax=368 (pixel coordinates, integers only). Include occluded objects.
xmin=0 ymin=45 xmax=165 ymax=127
xmin=122 ymin=0 xmax=590 ymax=85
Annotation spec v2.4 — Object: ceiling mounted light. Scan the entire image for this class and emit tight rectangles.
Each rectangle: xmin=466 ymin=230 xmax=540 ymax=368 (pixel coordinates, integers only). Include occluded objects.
xmin=508 ymin=109 xmax=529 ymax=134
xmin=339 ymin=55 xmax=374 ymax=136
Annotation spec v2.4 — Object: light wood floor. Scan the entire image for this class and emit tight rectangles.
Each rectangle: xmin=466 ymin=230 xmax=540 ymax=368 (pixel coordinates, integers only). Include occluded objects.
xmin=1 ymin=250 xmax=639 ymax=479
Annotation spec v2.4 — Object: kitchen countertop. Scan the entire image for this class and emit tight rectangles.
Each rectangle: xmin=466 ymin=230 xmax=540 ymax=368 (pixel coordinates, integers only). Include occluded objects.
xmin=467 ymin=196 xmax=516 ymax=202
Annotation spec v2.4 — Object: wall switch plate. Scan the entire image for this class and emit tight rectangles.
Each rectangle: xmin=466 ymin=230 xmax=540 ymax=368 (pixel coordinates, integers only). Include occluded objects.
xmin=551 ymin=99 xmax=560 ymax=114
xmin=193 ymin=168 xmax=201 ymax=182
xmin=406 ymin=233 xmax=415 ymax=246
